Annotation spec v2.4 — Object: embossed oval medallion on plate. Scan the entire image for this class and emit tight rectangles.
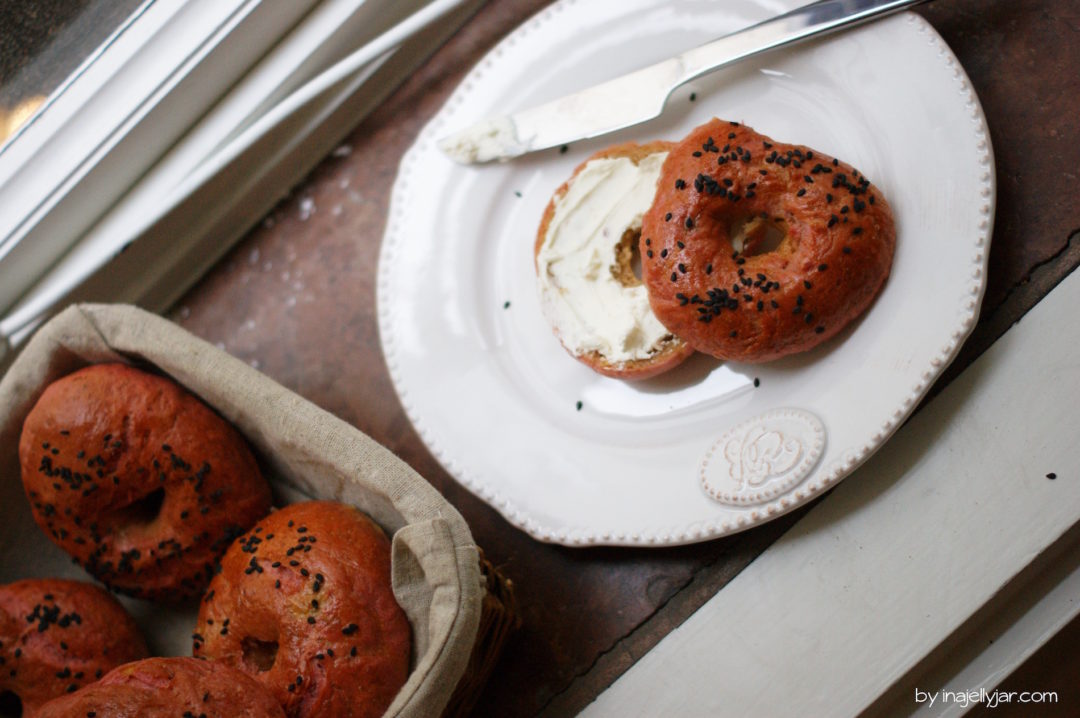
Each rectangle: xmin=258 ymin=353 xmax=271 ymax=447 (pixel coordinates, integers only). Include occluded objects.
xmin=701 ymin=408 xmax=826 ymax=505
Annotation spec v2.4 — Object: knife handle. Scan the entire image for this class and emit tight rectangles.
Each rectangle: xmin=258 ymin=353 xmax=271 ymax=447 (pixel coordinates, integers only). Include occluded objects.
xmin=677 ymin=0 xmax=929 ymax=86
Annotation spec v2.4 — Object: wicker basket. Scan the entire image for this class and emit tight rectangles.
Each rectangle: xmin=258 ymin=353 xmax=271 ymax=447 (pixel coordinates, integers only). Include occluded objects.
xmin=444 ymin=550 xmax=521 ymax=716
xmin=0 ymin=304 xmax=520 ymax=716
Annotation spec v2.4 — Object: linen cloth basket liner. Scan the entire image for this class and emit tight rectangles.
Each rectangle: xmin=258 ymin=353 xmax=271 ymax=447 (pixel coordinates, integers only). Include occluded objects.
xmin=0 ymin=303 xmax=484 ymax=717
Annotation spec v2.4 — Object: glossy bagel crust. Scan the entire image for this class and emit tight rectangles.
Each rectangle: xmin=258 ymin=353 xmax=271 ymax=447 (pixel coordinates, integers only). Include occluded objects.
xmin=193 ymin=501 xmax=411 ymax=718
xmin=641 ymin=118 xmax=895 ymax=362
xmin=0 ymin=578 xmax=149 ymax=716
xmin=19 ymin=363 xmax=273 ymax=601
xmin=535 ymin=141 xmax=695 ymax=379
xmin=34 ymin=657 xmax=287 ymax=718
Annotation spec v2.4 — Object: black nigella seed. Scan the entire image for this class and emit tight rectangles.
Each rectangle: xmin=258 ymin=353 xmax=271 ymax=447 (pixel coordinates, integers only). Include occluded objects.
xmin=664 ymin=213 xmax=672 ymax=221
xmin=797 ymin=189 xmax=806 ymax=197
xmin=575 ymin=401 xmax=583 ymax=411
xmin=804 ymin=280 xmax=813 ymax=289
xmin=675 ymin=179 xmax=686 ymax=189
xmin=853 ymin=227 xmax=863 ymax=236
xmin=660 ymin=249 xmax=668 ymax=258
xmin=1047 ymin=472 xmax=1057 ymax=480
xmin=818 ymin=263 xmax=828 ymax=272
xmin=815 ymin=326 xmax=825 ymax=334
xmin=685 ymin=217 xmax=695 ymax=229
xmin=843 ymin=246 xmax=852 ymax=254
xmin=706 ymin=264 xmax=713 ymax=274
xmin=671 ymin=272 xmax=678 ymax=282
xmin=647 ymin=250 xmax=654 ymax=258
xmin=559 ymin=145 xmax=568 ymax=154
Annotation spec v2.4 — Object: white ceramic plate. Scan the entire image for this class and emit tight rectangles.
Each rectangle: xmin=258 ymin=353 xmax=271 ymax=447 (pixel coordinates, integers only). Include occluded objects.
xmin=377 ymin=0 xmax=994 ymax=546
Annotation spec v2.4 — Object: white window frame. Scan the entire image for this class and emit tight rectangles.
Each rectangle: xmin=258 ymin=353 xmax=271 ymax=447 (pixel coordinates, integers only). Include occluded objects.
xmin=0 ymin=0 xmax=484 ymax=358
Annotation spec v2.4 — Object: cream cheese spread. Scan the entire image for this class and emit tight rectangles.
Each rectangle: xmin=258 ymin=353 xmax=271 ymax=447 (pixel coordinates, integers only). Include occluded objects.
xmin=536 ymin=151 xmax=671 ymax=364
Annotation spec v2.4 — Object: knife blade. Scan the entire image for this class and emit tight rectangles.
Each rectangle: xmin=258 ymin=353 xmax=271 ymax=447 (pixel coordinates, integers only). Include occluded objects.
xmin=438 ymin=0 xmax=928 ymax=164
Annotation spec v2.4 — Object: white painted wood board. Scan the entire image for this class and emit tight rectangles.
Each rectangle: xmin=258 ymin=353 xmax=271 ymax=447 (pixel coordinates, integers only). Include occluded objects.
xmin=582 ymin=265 xmax=1080 ymax=717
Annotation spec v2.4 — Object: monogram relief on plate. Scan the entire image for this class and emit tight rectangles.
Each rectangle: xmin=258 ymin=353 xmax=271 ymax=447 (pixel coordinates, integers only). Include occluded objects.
xmin=701 ymin=408 xmax=825 ymax=505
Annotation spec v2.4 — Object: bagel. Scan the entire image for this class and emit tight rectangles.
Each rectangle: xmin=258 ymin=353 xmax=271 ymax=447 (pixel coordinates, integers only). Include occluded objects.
xmin=640 ymin=118 xmax=895 ymax=362
xmin=19 ymin=363 xmax=273 ymax=601
xmin=193 ymin=501 xmax=411 ymax=718
xmin=34 ymin=657 xmax=287 ymax=717
xmin=535 ymin=141 xmax=695 ymax=379
xmin=0 ymin=578 xmax=149 ymax=716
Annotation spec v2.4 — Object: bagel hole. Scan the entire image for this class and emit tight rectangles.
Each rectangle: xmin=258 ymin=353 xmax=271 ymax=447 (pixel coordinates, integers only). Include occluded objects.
xmin=611 ymin=227 xmax=643 ymax=287
xmin=111 ymin=487 xmax=166 ymax=527
xmin=731 ymin=215 xmax=787 ymax=256
xmin=0 ymin=690 xmax=21 ymax=718
xmin=242 ymin=637 xmax=279 ymax=673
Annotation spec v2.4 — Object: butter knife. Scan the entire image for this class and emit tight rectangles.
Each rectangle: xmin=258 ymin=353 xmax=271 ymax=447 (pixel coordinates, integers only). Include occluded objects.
xmin=439 ymin=0 xmax=928 ymax=164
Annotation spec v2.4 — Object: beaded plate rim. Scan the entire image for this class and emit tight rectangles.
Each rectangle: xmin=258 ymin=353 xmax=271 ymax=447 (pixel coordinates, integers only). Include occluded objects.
xmin=377 ymin=2 xmax=995 ymax=547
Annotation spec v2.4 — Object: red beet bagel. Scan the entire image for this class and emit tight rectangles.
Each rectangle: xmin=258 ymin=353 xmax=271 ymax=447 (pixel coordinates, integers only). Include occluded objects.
xmin=194 ymin=501 xmax=411 ymax=718
xmin=0 ymin=578 xmax=149 ymax=716
xmin=641 ymin=118 xmax=895 ymax=362
xmin=19 ymin=363 xmax=272 ymax=601
xmin=34 ymin=657 xmax=286 ymax=717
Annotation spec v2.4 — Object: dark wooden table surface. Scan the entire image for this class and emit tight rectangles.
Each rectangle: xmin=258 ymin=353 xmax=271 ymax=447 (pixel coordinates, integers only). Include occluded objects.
xmin=171 ymin=1 xmax=1080 ymax=715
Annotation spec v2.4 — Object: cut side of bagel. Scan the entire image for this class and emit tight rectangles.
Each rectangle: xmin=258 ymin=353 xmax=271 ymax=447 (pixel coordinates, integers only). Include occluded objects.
xmin=535 ymin=141 xmax=695 ymax=380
